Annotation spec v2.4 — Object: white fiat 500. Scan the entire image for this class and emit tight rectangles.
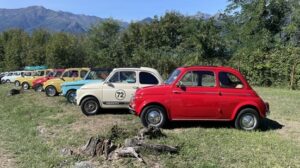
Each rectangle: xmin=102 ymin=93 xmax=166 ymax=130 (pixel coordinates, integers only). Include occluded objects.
xmin=1 ymin=71 xmax=24 ymax=83
xmin=76 ymin=67 xmax=163 ymax=115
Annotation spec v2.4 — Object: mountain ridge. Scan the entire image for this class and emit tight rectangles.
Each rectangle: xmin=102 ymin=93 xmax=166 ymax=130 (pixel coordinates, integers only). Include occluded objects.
xmin=0 ymin=6 xmax=212 ymax=33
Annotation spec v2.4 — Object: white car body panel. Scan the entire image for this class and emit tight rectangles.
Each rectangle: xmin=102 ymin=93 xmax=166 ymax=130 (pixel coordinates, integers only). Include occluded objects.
xmin=1 ymin=71 xmax=24 ymax=82
xmin=76 ymin=67 xmax=163 ymax=109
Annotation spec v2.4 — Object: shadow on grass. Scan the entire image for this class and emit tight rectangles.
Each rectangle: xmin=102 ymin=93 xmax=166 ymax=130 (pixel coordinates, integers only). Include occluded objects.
xmin=164 ymin=118 xmax=284 ymax=131
xmin=97 ymin=109 xmax=131 ymax=115
xmin=165 ymin=121 xmax=233 ymax=129
xmin=259 ymin=118 xmax=284 ymax=131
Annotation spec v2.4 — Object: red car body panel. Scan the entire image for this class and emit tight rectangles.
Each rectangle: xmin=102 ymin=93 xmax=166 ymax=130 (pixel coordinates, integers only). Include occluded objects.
xmin=130 ymin=66 xmax=268 ymax=122
xmin=32 ymin=69 xmax=65 ymax=89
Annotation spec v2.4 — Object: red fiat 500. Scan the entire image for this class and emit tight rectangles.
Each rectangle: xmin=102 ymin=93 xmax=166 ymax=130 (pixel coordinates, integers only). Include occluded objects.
xmin=129 ymin=66 xmax=269 ymax=130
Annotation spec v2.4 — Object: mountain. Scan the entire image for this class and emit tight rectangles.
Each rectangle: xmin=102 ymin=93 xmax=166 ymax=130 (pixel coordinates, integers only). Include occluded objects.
xmin=0 ymin=6 xmax=213 ymax=33
xmin=192 ymin=12 xmax=212 ymax=20
xmin=0 ymin=6 xmax=121 ymax=33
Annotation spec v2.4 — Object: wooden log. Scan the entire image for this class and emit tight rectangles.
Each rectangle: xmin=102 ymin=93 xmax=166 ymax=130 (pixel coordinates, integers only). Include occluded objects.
xmin=138 ymin=126 xmax=166 ymax=139
xmin=140 ymin=142 xmax=178 ymax=153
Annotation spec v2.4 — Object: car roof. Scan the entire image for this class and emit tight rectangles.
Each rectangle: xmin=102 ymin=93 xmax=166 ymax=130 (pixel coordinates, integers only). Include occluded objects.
xmin=109 ymin=67 xmax=163 ymax=82
xmin=180 ymin=66 xmax=240 ymax=72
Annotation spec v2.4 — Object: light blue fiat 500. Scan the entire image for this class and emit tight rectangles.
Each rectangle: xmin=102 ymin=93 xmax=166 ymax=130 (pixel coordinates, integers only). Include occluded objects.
xmin=61 ymin=68 xmax=111 ymax=103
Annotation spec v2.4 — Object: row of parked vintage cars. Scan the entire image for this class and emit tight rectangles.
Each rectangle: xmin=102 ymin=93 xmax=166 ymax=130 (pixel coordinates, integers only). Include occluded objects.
xmin=0 ymin=66 xmax=270 ymax=130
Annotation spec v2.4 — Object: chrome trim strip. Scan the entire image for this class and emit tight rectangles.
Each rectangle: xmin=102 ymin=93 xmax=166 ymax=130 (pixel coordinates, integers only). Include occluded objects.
xmin=172 ymin=118 xmax=230 ymax=121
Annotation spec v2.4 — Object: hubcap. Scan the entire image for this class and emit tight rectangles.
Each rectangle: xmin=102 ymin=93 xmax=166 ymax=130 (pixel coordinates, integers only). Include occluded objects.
xmin=146 ymin=110 xmax=162 ymax=125
xmin=37 ymin=86 xmax=43 ymax=92
xmin=23 ymin=83 xmax=29 ymax=89
xmin=47 ymin=87 xmax=56 ymax=96
xmin=15 ymin=82 xmax=20 ymax=87
xmin=84 ymin=100 xmax=98 ymax=113
xmin=241 ymin=114 xmax=257 ymax=130
xmin=68 ymin=92 xmax=76 ymax=103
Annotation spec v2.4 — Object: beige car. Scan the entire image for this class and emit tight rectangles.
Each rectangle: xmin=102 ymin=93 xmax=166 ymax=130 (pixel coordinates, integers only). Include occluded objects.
xmin=76 ymin=67 xmax=163 ymax=115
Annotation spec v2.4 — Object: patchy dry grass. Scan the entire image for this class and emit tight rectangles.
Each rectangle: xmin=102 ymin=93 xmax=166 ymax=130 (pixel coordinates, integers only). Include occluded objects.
xmin=0 ymin=84 xmax=300 ymax=167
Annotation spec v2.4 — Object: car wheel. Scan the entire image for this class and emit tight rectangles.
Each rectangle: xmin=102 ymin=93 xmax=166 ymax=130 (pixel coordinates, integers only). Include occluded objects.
xmin=66 ymin=90 xmax=77 ymax=104
xmin=235 ymin=108 xmax=260 ymax=131
xmin=22 ymin=82 xmax=30 ymax=90
xmin=1 ymin=80 xmax=5 ymax=84
xmin=141 ymin=105 xmax=167 ymax=128
xmin=15 ymin=81 xmax=20 ymax=87
xmin=81 ymin=97 xmax=100 ymax=116
xmin=34 ymin=84 xmax=43 ymax=92
xmin=45 ymin=86 xmax=57 ymax=97
xmin=6 ymin=79 xmax=11 ymax=83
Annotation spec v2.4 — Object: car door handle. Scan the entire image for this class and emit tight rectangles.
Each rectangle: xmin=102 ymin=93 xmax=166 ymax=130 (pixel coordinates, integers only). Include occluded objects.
xmin=132 ymin=86 xmax=139 ymax=89
xmin=172 ymin=90 xmax=183 ymax=94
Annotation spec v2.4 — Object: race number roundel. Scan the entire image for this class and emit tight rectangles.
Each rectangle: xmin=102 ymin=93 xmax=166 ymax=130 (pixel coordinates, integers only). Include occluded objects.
xmin=115 ymin=89 xmax=126 ymax=100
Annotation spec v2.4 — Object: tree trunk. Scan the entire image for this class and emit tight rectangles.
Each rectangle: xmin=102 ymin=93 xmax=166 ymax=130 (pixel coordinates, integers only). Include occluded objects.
xmin=290 ymin=62 xmax=299 ymax=90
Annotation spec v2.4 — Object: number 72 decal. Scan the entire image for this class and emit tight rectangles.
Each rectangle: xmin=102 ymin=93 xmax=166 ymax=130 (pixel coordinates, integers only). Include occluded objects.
xmin=115 ymin=89 xmax=126 ymax=100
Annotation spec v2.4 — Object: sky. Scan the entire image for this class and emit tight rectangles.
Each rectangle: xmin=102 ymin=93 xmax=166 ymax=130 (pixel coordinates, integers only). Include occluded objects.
xmin=0 ymin=0 xmax=229 ymax=22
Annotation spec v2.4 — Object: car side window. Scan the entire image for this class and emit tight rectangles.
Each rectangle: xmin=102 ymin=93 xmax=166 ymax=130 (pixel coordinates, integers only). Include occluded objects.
xmin=219 ymin=72 xmax=244 ymax=89
xmin=139 ymin=72 xmax=159 ymax=84
xmin=39 ymin=71 xmax=45 ymax=76
xmin=70 ymin=70 xmax=79 ymax=77
xmin=55 ymin=71 xmax=63 ymax=77
xmin=80 ymin=70 xmax=88 ymax=78
xmin=180 ymin=71 xmax=215 ymax=87
xmin=62 ymin=71 xmax=70 ymax=77
xmin=109 ymin=71 xmax=136 ymax=84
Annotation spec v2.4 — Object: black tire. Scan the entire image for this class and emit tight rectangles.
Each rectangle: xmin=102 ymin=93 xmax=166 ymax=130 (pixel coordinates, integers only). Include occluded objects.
xmin=34 ymin=84 xmax=43 ymax=92
xmin=22 ymin=82 xmax=30 ymax=90
xmin=80 ymin=97 xmax=100 ymax=116
xmin=45 ymin=85 xmax=57 ymax=97
xmin=234 ymin=108 xmax=260 ymax=131
xmin=141 ymin=105 xmax=167 ymax=128
xmin=66 ymin=90 xmax=77 ymax=104
xmin=15 ymin=81 xmax=20 ymax=87
xmin=6 ymin=79 xmax=10 ymax=83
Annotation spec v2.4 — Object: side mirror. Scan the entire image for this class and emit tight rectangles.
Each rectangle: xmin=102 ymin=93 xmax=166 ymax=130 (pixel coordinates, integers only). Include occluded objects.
xmin=105 ymin=81 xmax=114 ymax=87
xmin=176 ymin=81 xmax=186 ymax=90
xmin=176 ymin=81 xmax=184 ymax=88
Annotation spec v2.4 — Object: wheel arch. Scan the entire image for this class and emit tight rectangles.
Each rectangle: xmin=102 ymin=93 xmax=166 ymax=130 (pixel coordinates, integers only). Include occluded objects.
xmin=232 ymin=104 xmax=260 ymax=121
xmin=66 ymin=89 xmax=77 ymax=96
xmin=140 ymin=102 xmax=169 ymax=120
xmin=79 ymin=95 xmax=100 ymax=106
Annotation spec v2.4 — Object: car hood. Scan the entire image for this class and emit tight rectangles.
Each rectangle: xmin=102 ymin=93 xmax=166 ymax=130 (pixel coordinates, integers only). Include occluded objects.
xmin=45 ymin=78 xmax=63 ymax=85
xmin=62 ymin=80 xmax=103 ymax=86
xmin=80 ymin=82 xmax=103 ymax=89
xmin=136 ymin=84 xmax=170 ymax=95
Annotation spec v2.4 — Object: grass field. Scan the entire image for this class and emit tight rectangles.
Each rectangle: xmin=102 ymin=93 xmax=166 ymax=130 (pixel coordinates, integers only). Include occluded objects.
xmin=0 ymin=84 xmax=300 ymax=168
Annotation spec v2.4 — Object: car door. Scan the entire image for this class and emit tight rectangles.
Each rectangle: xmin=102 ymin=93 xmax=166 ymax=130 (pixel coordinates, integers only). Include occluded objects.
xmin=218 ymin=71 xmax=247 ymax=119
xmin=138 ymin=71 xmax=160 ymax=88
xmin=170 ymin=70 xmax=221 ymax=119
xmin=102 ymin=70 xmax=139 ymax=107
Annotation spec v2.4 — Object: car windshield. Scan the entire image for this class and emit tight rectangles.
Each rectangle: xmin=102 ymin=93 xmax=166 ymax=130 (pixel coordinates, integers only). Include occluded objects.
xmin=33 ymin=71 xmax=42 ymax=76
xmin=164 ymin=69 xmax=181 ymax=85
xmin=85 ymin=70 xmax=110 ymax=80
xmin=47 ymin=72 xmax=55 ymax=77
xmin=23 ymin=72 xmax=32 ymax=76
xmin=54 ymin=71 xmax=63 ymax=77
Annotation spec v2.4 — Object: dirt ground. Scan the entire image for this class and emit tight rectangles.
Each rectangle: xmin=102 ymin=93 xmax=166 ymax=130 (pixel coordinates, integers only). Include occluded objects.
xmin=0 ymin=148 xmax=15 ymax=168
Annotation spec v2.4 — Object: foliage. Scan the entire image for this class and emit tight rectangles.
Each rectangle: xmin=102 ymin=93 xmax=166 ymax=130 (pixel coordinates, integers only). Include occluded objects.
xmin=1 ymin=1 xmax=300 ymax=88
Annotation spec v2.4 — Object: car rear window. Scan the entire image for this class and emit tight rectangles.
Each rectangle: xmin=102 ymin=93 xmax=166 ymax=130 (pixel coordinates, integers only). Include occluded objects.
xmin=139 ymin=72 xmax=159 ymax=84
xmin=219 ymin=72 xmax=244 ymax=89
